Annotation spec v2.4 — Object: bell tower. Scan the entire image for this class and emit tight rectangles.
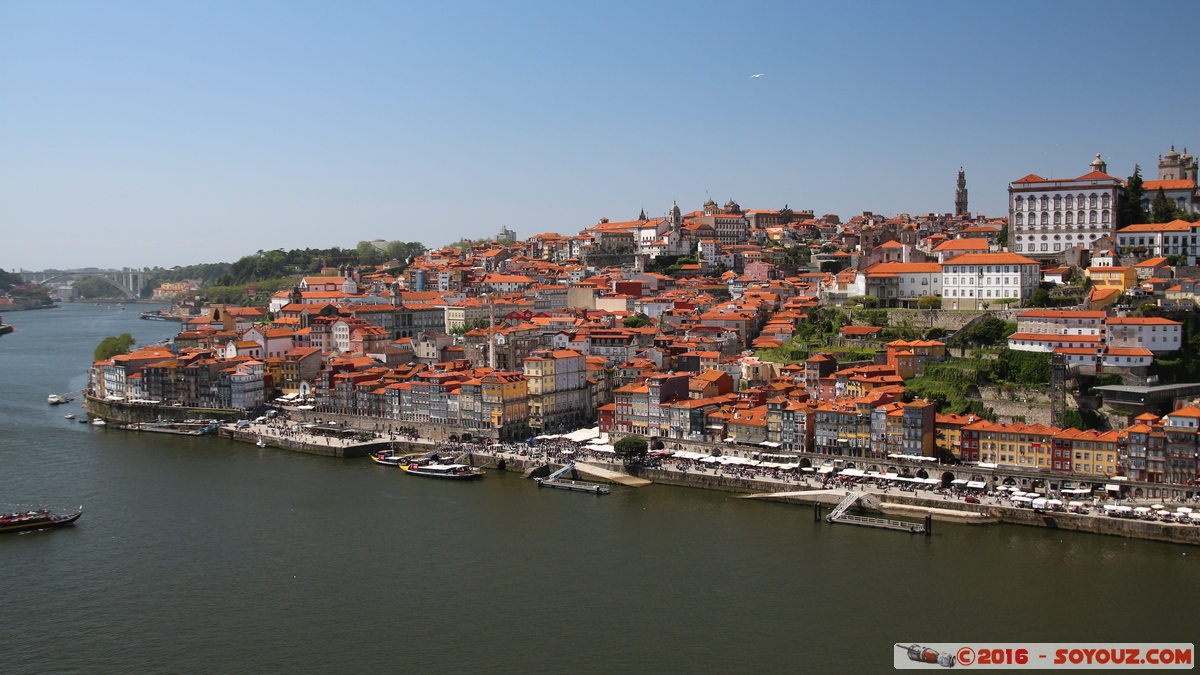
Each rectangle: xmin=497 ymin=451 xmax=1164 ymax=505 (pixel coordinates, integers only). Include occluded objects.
xmin=955 ymin=168 xmax=968 ymax=217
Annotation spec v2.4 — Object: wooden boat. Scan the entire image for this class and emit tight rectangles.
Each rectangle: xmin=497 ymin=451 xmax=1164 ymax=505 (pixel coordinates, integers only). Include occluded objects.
xmin=0 ymin=507 xmax=83 ymax=534
xmin=399 ymin=462 xmax=483 ymax=479
xmin=370 ymin=453 xmax=409 ymax=467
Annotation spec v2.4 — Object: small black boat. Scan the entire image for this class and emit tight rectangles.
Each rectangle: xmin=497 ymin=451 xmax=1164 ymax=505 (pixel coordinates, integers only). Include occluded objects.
xmin=0 ymin=507 xmax=83 ymax=533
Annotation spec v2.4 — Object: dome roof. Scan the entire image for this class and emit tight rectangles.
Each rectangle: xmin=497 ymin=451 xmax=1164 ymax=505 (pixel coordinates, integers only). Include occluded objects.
xmin=704 ymin=198 xmax=717 ymax=207
xmin=1165 ymin=145 xmax=1181 ymax=159
xmin=1090 ymin=153 xmax=1105 ymax=166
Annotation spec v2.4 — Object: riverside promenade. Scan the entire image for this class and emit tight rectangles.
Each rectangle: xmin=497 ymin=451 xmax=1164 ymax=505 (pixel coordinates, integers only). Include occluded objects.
xmin=197 ymin=416 xmax=1200 ymax=546
xmin=459 ymin=443 xmax=1200 ymax=546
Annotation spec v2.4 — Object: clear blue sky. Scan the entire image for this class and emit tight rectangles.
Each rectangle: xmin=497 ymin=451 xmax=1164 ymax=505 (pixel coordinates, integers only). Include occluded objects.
xmin=2 ymin=0 xmax=1197 ymax=271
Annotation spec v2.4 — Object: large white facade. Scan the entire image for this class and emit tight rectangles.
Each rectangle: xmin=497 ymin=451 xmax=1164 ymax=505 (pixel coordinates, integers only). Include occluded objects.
xmin=942 ymin=253 xmax=1040 ymax=310
xmin=1008 ymin=156 xmax=1124 ymax=258
xmin=1105 ymin=317 xmax=1182 ymax=353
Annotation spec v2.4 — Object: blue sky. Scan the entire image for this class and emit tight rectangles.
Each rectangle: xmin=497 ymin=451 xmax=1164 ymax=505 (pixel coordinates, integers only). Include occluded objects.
xmin=2 ymin=0 xmax=1197 ymax=271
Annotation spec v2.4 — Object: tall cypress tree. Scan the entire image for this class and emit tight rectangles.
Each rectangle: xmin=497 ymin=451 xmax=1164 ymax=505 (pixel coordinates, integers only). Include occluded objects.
xmin=1121 ymin=165 xmax=1147 ymax=227
xmin=1151 ymin=187 xmax=1179 ymax=223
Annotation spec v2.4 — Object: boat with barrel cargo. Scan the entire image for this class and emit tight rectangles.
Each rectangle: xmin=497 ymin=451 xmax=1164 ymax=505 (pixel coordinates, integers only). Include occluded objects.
xmin=0 ymin=507 xmax=83 ymax=533
xmin=399 ymin=461 xmax=484 ymax=479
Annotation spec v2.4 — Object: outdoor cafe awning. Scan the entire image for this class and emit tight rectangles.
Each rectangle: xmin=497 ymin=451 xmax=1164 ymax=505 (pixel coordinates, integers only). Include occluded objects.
xmin=966 ymin=481 xmax=987 ymax=489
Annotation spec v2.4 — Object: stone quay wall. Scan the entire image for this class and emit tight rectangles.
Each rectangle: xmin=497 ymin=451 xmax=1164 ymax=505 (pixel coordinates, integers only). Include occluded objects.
xmin=85 ymin=395 xmax=239 ymax=425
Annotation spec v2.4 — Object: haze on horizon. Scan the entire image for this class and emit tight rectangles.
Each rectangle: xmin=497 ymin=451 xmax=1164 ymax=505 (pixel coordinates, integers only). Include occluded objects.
xmin=2 ymin=0 xmax=1197 ymax=272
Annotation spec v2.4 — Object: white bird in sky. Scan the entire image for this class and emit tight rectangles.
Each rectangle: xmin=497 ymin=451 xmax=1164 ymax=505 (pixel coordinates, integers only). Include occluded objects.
xmin=750 ymin=73 xmax=764 ymax=78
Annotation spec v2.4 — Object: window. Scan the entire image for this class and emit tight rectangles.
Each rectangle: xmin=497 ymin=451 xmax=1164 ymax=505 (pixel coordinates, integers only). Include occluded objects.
xmin=1065 ymin=211 xmax=1073 ymax=224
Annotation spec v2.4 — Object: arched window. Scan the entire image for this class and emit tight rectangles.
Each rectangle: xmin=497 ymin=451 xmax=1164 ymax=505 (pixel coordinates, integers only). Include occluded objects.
xmin=1041 ymin=212 xmax=1049 ymax=225
xmin=1101 ymin=193 xmax=1110 ymax=208
xmin=1014 ymin=196 xmax=1024 ymax=210
xmin=1089 ymin=211 xmax=1098 ymax=224
xmin=1040 ymin=196 xmax=1049 ymax=210
xmin=1089 ymin=194 xmax=1098 ymax=208
xmin=1065 ymin=211 xmax=1073 ymax=224
xmin=1078 ymin=210 xmax=1086 ymax=224
xmin=1054 ymin=195 xmax=1062 ymax=209
xmin=1102 ymin=210 xmax=1110 ymax=224
xmin=1015 ymin=213 xmax=1023 ymax=225
xmin=1063 ymin=195 xmax=1074 ymax=209
xmin=1054 ymin=212 xmax=1062 ymax=224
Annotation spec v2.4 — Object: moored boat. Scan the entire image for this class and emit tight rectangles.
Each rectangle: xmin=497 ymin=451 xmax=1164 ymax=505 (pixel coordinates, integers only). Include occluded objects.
xmin=0 ymin=507 xmax=83 ymax=534
xmin=92 ymin=418 xmax=107 ymax=426
xmin=370 ymin=453 xmax=410 ymax=467
xmin=399 ymin=462 xmax=483 ymax=479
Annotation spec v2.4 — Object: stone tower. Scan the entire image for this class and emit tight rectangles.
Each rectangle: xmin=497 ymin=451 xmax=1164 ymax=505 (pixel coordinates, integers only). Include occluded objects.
xmin=1090 ymin=153 xmax=1107 ymax=175
xmin=1159 ymin=146 xmax=1198 ymax=181
xmin=669 ymin=201 xmax=683 ymax=232
xmin=955 ymin=168 xmax=968 ymax=216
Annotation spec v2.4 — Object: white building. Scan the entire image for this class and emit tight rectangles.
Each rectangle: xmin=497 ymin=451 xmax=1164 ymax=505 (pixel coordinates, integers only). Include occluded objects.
xmin=942 ymin=253 xmax=1041 ymax=310
xmin=1054 ymin=347 xmax=1153 ymax=368
xmin=1007 ymin=333 xmax=1102 ymax=353
xmin=854 ymin=262 xmax=943 ymax=304
xmin=230 ymin=361 xmax=265 ymax=410
xmin=1105 ymin=317 xmax=1182 ymax=353
xmin=1015 ymin=310 xmax=1107 ymax=337
xmin=1008 ymin=155 xmax=1124 ymax=258
xmin=1114 ymin=220 xmax=1199 ymax=259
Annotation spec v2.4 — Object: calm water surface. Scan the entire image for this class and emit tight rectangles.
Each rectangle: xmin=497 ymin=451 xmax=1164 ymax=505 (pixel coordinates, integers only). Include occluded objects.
xmin=2 ymin=304 xmax=1197 ymax=674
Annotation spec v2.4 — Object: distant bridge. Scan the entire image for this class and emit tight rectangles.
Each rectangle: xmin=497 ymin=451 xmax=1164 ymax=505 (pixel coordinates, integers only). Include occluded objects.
xmin=19 ymin=268 xmax=147 ymax=299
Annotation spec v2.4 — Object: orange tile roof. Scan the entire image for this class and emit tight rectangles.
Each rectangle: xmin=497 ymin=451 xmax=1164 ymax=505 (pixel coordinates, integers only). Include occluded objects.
xmin=943 ymin=253 xmax=1038 ymax=265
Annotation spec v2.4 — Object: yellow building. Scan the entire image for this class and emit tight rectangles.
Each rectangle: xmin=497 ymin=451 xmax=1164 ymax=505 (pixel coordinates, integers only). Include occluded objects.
xmin=1086 ymin=266 xmax=1138 ymax=292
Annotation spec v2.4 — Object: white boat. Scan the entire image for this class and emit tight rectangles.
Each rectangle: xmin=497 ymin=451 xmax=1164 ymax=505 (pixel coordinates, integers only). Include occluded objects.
xmin=399 ymin=462 xmax=484 ymax=479
xmin=64 ymin=413 xmax=75 ymax=420
xmin=92 ymin=418 xmax=106 ymax=426
xmin=47 ymin=394 xmax=66 ymax=405
xmin=256 ymin=437 xmax=267 ymax=448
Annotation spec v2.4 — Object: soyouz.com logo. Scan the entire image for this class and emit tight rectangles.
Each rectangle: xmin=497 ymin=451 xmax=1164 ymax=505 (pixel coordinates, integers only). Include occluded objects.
xmin=895 ymin=643 xmax=1194 ymax=669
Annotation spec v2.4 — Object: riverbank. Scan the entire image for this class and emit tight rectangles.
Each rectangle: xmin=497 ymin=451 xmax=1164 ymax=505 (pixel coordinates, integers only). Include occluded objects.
xmin=463 ymin=449 xmax=1200 ymax=546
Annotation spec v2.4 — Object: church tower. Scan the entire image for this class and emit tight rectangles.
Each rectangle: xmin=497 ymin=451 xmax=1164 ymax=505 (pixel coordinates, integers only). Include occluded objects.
xmin=955 ymin=168 xmax=968 ymax=216
xmin=669 ymin=201 xmax=683 ymax=233
xmin=1090 ymin=153 xmax=1107 ymax=175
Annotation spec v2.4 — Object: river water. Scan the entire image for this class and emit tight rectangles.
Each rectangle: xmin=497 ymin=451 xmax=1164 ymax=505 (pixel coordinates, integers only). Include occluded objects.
xmin=1 ymin=304 xmax=1197 ymax=674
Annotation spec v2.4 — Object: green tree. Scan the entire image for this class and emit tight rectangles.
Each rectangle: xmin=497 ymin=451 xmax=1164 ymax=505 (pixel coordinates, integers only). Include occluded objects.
xmin=847 ymin=295 xmax=878 ymax=308
xmin=1151 ymin=188 xmax=1181 ymax=223
xmin=613 ymin=435 xmax=649 ymax=465
xmin=916 ymin=295 xmax=942 ymax=310
xmin=1027 ymin=288 xmax=1052 ymax=307
xmin=819 ymin=260 xmax=844 ymax=274
xmin=356 ymin=241 xmax=383 ymax=266
xmin=997 ymin=221 xmax=1008 ymax=247
xmin=965 ymin=317 xmax=1014 ymax=346
xmin=1120 ymin=165 xmax=1148 ymax=227
xmin=622 ymin=316 xmax=651 ymax=328
xmin=94 ymin=333 xmax=136 ymax=361
xmin=924 ymin=327 xmax=947 ymax=340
